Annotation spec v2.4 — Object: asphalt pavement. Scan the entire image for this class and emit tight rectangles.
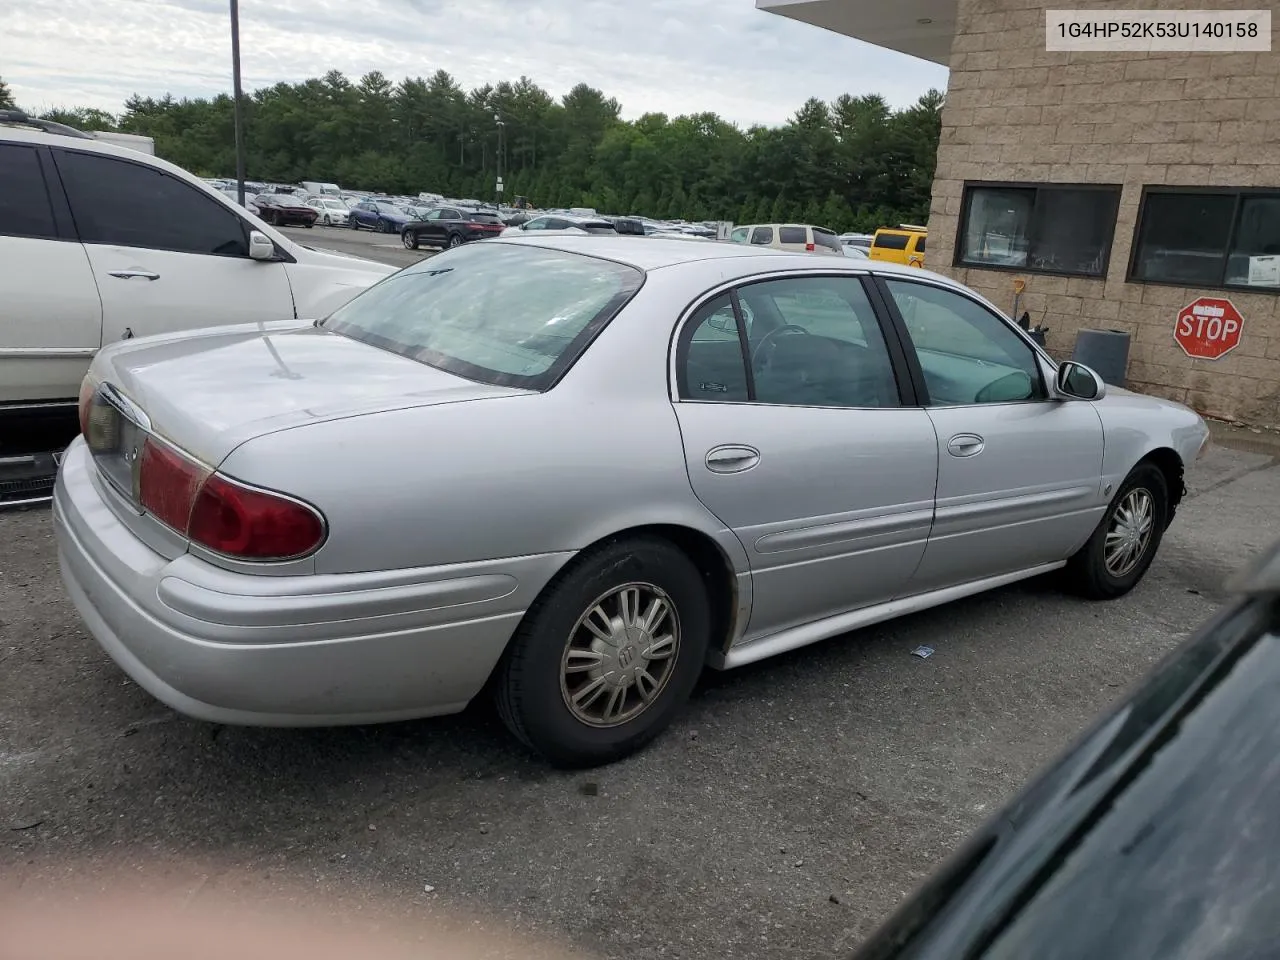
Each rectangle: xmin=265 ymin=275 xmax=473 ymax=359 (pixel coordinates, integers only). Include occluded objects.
xmin=3 ymin=232 xmax=1279 ymax=959
xmin=286 ymin=223 xmax=438 ymax=269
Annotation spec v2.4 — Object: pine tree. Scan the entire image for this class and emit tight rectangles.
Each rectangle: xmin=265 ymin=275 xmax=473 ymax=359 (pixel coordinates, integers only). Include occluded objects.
xmin=0 ymin=77 xmax=15 ymax=109
xmin=821 ymin=192 xmax=849 ymax=233
xmin=769 ymin=194 xmax=789 ymax=223
xmin=753 ymin=197 xmax=772 ymax=222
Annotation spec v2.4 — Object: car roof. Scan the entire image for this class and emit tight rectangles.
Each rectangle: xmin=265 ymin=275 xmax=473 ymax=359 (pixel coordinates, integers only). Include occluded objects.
xmin=491 ymin=234 xmax=966 ymax=281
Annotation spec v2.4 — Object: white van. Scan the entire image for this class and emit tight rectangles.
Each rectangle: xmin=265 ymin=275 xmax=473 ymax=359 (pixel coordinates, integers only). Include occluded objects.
xmin=300 ymin=180 xmax=342 ymax=196
xmin=0 ymin=116 xmax=393 ymax=410
xmin=728 ymin=223 xmax=844 ymax=256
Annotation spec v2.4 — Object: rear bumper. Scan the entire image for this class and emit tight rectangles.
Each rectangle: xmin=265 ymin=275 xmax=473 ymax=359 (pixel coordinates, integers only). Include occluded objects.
xmin=53 ymin=438 xmax=571 ymax=726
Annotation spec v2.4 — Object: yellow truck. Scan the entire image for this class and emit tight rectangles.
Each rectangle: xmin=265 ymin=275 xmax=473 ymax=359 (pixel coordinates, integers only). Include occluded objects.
xmin=868 ymin=224 xmax=927 ymax=268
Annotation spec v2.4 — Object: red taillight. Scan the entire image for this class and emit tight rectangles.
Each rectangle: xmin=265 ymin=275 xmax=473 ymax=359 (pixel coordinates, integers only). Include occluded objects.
xmin=135 ymin=436 xmax=325 ymax=561
xmin=78 ymin=377 xmax=97 ymax=435
xmin=805 ymin=242 xmax=815 ymax=251
xmin=138 ymin=437 xmax=210 ymax=532
xmin=188 ymin=473 xmax=325 ymax=560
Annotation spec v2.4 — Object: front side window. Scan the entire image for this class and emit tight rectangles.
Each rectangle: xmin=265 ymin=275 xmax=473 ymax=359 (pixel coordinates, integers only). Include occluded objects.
xmin=324 ymin=243 xmax=643 ymax=391
xmin=0 ymin=144 xmax=58 ymax=240
xmin=886 ymin=279 xmax=1045 ymax=406
xmin=56 ymin=151 xmax=250 ymax=257
xmin=778 ymin=226 xmax=808 ymax=245
xmin=959 ymin=183 xmax=1119 ymax=277
xmin=730 ymin=227 xmax=749 ymax=244
xmin=740 ymin=277 xmax=900 ymax=408
xmin=1131 ymin=190 xmax=1280 ymax=290
xmin=750 ymin=226 xmax=774 ymax=245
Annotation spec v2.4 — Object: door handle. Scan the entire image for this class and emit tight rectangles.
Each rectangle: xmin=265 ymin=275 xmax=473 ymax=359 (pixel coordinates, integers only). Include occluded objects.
xmin=947 ymin=433 xmax=985 ymax=458
xmin=108 ymin=269 xmax=160 ymax=281
xmin=705 ymin=444 xmax=761 ymax=474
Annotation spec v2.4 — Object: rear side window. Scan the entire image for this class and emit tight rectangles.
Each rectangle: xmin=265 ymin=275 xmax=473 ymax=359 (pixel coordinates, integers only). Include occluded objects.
xmin=778 ymin=227 xmax=808 ymax=245
xmin=0 ymin=144 xmax=58 ymax=240
xmin=325 ymin=242 xmax=644 ymax=391
xmin=874 ymin=232 xmax=910 ymax=250
xmin=55 ymin=151 xmax=249 ymax=257
xmin=916 ymin=235 xmax=927 ymax=252
xmin=813 ymin=229 xmax=842 ymax=252
xmin=750 ymin=226 xmax=774 ymax=245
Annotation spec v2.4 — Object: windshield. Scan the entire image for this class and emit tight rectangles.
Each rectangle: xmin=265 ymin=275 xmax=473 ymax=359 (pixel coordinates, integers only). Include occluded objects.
xmin=324 ymin=243 xmax=644 ymax=391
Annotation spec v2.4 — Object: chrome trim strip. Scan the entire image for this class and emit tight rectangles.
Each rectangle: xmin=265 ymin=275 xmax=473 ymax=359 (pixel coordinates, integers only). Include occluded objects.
xmin=0 ymin=347 xmax=98 ymax=358
xmin=754 ymin=506 xmax=935 ymax=554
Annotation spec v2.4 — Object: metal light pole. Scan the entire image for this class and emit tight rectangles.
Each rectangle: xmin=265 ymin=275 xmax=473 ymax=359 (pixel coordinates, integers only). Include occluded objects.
xmin=494 ymin=115 xmax=505 ymax=206
xmin=230 ymin=0 xmax=247 ymax=205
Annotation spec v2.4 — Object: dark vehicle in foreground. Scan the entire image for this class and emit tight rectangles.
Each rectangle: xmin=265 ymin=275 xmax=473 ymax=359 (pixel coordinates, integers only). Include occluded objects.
xmin=349 ymin=200 xmax=416 ymax=233
xmin=252 ymin=193 xmax=318 ymax=228
xmin=400 ymin=206 xmax=506 ymax=249
xmin=852 ymin=542 xmax=1280 ymax=960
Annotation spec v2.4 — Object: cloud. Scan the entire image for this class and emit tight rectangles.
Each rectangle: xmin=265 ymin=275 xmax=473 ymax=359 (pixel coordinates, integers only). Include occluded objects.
xmin=0 ymin=0 xmax=947 ymax=126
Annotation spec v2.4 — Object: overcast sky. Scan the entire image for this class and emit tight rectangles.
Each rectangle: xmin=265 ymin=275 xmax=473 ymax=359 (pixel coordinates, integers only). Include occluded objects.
xmin=2 ymin=0 xmax=947 ymax=127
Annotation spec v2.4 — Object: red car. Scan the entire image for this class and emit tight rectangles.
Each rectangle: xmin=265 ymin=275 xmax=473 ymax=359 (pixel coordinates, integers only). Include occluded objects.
xmin=253 ymin=193 xmax=318 ymax=228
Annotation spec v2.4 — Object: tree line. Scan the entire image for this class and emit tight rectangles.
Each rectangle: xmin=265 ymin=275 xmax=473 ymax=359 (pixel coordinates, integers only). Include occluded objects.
xmin=4 ymin=71 xmax=942 ymax=232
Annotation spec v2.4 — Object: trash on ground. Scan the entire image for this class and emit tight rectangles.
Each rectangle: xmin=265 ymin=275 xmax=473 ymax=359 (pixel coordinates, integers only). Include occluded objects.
xmin=912 ymin=645 xmax=935 ymax=659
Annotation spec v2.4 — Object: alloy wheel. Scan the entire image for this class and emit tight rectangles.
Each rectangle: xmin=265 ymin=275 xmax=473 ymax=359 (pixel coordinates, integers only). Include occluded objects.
xmin=559 ymin=583 xmax=681 ymax=728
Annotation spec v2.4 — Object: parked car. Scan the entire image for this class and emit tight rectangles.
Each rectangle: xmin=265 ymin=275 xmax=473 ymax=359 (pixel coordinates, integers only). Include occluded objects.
xmin=306 ymin=196 xmax=351 ymax=226
xmin=851 ymin=540 xmax=1280 ymax=960
xmin=0 ymin=110 xmax=394 ymax=417
xmin=300 ymin=180 xmax=341 ymax=197
xmin=730 ymin=223 xmax=845 ymax=256
xmin=870 ymin=224 xmax=927 ymax=268
xmin=607 ymin=217 xmax=648 ymax=236
xmin=55 ymin=238 xmax=1207 ymax=767
xmin=252 ymin=193 xmax=318 ymax=228
xmin=401 ymin=206 xmax=506 ymax=249
xmin=839 ymin=232 xmax=875 ymax=249
xmin=843 ymin=243 xmax=871 ymax=259
xmin=349 ymin=200 xmax=416 ymax=233
xmin=499 ymin=213 xmax=618 ymax=238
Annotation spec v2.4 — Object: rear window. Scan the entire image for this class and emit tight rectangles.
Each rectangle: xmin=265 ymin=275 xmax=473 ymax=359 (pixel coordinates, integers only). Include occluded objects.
xmin=583 ymin=222 xmax=619 ymax=235
xmin=813 ymin=229 xmax=842 ymax=252
xmin=874 ymin=232 xmax=911 ymax=250
xmin=778 ymin=227 xmax=808 ymax=245
xmin=916 ymin=235 xmax=927 ymax=252
xmin=468 ymin=212 xmax=503 ymax=223
xmin=324 ymin=243 xmax=644 ymax=391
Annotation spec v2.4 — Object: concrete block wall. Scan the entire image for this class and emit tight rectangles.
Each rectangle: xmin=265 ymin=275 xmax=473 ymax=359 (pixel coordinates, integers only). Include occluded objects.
xmin=926 ymin=0 xmax=1280 ymax=425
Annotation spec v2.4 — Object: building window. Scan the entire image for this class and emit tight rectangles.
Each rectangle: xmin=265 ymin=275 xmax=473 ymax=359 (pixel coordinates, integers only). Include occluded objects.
xmin=1130 ymin=188 xmax=1280 ymax=291
xmin=956 ymin=183 xmax=1121 ymax=278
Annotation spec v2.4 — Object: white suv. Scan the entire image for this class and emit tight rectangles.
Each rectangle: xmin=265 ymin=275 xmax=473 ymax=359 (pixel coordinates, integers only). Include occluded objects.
xmin=0 ymin=113 xmax=394 ymax=410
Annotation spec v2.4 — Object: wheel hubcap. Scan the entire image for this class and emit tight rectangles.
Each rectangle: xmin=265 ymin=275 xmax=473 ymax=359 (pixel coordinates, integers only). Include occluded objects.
xmin=1105 ymin=487 xmax=1154 ymax=577
xmin=560 ymin=583 xmax=680 ymax=728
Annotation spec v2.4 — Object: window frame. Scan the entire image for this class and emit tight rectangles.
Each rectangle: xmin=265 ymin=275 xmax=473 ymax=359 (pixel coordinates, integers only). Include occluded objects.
xmin=671 ymin=270 xmax=922 ymax=409
xmin=1126 ymin=184 xmax=1280 ymax=295
xmin=50 ymin=146 xmax=258 ymax=259
xmin=954 ymin=180 xmax=1122 ymax=279
xmin=869 ymin=274 xmax=1053 ymax=409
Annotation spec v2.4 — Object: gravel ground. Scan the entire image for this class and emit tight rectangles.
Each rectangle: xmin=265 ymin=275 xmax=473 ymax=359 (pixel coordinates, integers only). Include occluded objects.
xmin=3 ymin=230 xmax=1278 ymax=959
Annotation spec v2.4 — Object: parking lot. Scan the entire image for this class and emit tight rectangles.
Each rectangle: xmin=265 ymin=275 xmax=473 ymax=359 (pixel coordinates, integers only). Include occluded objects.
xmin=4 ymin=226 xmax=1280 ymax=960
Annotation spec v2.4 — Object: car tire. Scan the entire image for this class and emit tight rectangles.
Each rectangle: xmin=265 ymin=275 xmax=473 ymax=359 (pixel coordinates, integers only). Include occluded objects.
xmin=495 ymin=536 xmax=710 ymax=768
xmin=447 ymin=233 xmax=463 ymax=248
xmin=402 ymin=230 xmax=419 ymax=250
xmin=322 ymin=214 xmax=330 ymax=226
xmin=350 ymin=217 xmax=359 ymax=230
xmin=1067 ymin=462 xmax=1169 ymax=600
xmin=303 ymin=220 xmax=313 ymax=228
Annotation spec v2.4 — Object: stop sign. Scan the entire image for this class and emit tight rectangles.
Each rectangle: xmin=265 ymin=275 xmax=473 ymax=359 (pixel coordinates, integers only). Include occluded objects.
xmin=1175 ymin=296 xmax=1244 ymax=360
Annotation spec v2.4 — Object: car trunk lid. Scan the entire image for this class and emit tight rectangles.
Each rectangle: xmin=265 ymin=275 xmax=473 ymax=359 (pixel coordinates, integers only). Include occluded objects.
xmin=88 ymin=321 xmax=529 ymax=467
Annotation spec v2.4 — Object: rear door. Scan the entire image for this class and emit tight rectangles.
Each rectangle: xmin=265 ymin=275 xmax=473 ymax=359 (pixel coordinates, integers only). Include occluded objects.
xmin=0 ymin=142 xmax=103 ymax=404
xmin=51 ymin=148 xmax=297 ymax=344
xmin=876 ymin=276 xmax=1105 ymax=593
xmin=672 ymin=274 xmax=938 ymax=640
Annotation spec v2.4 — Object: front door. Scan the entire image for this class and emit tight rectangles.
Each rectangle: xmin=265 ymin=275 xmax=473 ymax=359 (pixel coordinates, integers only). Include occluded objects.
xmin=51 ymin=148 xmax=297 ymax=344
xmin=671 ymin=275 xmax=939 ymax=641
xmin=877 ymin=277 xmax=1106 ymax=594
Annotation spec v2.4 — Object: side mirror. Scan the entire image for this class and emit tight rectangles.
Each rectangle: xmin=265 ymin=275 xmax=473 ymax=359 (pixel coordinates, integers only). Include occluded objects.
xmin=1053 ymin=361 xmax=1106 ymax=401
xmin=248 ymin=230 xmax=275 ymax=261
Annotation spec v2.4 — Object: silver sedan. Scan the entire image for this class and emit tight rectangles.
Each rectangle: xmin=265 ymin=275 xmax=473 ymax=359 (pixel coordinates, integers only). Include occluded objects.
xmin=54 ymin=237 xmax=1209 ymax=766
